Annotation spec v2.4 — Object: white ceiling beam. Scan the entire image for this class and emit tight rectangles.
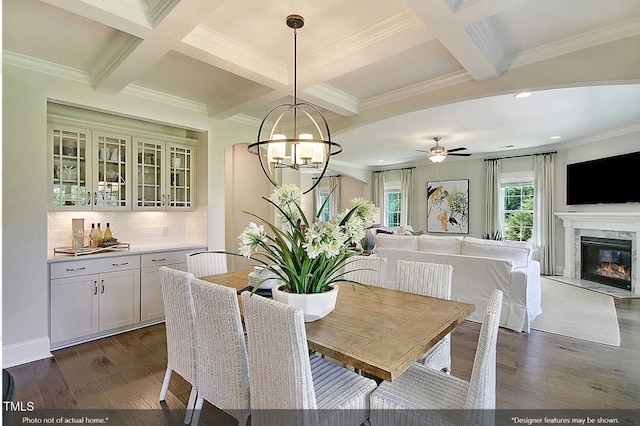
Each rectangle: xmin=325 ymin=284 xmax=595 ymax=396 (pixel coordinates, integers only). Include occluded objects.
xmin=405 ymin=0 xmax=505 ymax=81
xmin=177 ymin=8 xmax=432 ymax=118
xmin=455 ymin=0 xmax=530 ymax=26
xmin=300 ymin=84 xmax=360 ymax=117
xmin=40 ymin=0 xmax=153 ymax=38
xmin=92 ymin=0 xmax=226 ymax=94
xmin=178 ymin=25 xmax=289 ymax=88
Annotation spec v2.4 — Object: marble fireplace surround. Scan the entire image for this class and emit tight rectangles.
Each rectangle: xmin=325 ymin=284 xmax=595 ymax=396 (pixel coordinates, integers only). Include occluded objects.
xmin=556 ymin=212 xmax=640 ymax=295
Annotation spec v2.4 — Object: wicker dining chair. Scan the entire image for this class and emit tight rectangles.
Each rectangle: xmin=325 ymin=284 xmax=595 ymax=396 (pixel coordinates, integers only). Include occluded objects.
xmin=396 ymin=260 xmax=454 ymax=373
xmin=369 ymin=289 xmax=504 ymax=426
xmin=186 ymin=251 xmax=228 ymax=278
xmin=240 ymin=292 xmax=377 ymax=426
xmin=189 ymin=278 xmax=250 ymax=426
xmin=343 ymin=255 xmax=388 ymax=287
xmin=158 ymin=267 xmax=198 ymax=424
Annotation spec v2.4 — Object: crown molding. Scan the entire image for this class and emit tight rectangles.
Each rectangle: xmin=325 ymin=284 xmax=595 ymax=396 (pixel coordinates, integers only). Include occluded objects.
xmin=228 ymin=114 xmax=263 ymax=127
xmin=89 ymin=0 xmax=151 ymax=27
xmin=362 ymin=70 xmax=473 ymax=110
xmin=93 ymin=36 xmax=143 ymax=90
xmin=3 ymin=50 xmax=208 ymax=115
xmin=301 ymin=84 xmax=361 ymax=116
xmin=148 ymin=0 xmax=180 ymax=27
xmin=182 ymin=25 xmax=287 ymax=85
xmin=508 ymin=18 xmax=640 ymax=70
xmin=308 ymin=9 xmax=425 ymax=69
xmin=121 ymin=85 xmax=208 ymax=114
xmin=465 ymin=20 xmax=505 ymax=74
xmin=2 ymin=51 xmax=93 ymax=84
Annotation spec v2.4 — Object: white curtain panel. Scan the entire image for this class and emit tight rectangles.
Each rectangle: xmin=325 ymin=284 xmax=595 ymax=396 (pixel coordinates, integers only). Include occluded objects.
xmin=534 ymin=153 xmax=556 ymax=275
xmin=485 ymin=159 xmax=502 ymax=235
xmin=373 ymin=171 xmax=386 ymax=225
xmin=401 ymin=168 xmax=414 ymax=226
xmin=328 ymin=175 xmax=341 ymax=217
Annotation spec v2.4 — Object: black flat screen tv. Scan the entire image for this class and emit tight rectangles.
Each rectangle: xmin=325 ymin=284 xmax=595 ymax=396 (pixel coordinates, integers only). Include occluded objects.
xmin=566 ymin=151 xmax=640 ymax=205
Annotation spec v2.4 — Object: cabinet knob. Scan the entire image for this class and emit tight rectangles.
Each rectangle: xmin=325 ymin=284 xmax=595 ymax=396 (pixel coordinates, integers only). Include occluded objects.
xmin=152 ymin=258 xmax=167 ymax=262
xmin=112 ymin=262 xmax=129 ymax=266
xmin=66 ymin=266 xmax=86 ymax=272
xmin=101 ymin=279 xmax=105 ymax=294
xmin=94 ymin=280 xmax=98 ymax=295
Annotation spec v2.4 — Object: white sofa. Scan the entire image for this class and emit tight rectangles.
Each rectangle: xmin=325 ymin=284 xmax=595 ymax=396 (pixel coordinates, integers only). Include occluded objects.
xmin=375 ymin=234 xmax=542 ymax=333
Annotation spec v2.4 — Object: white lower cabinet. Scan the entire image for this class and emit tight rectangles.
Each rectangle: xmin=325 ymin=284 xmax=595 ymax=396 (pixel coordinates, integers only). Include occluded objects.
xmin=50 ymin=255 xmax=140 ymax=346
xmin=51 ymin=274 xmax=100 ymax=343
xmin=50 ymin=247 xmax=205 ymax=349
xmin=98 ymin=269 xmax=141 ymax=331
xmin=140 ymin=249 xmax=198 ymax=321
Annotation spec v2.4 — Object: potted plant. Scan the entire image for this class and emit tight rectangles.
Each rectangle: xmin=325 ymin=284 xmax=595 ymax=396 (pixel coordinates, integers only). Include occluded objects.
xmin=238 ymin=184 xmax=378 ymax=321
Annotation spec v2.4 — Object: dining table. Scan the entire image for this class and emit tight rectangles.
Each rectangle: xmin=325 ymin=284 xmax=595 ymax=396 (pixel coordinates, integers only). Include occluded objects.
xmin=201 ymin=269 xmax=475 ymax=382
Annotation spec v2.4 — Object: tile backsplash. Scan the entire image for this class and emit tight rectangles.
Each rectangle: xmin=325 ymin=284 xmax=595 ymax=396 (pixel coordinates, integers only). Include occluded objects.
xmin=48 ymin=207 xmax=207 ymax=252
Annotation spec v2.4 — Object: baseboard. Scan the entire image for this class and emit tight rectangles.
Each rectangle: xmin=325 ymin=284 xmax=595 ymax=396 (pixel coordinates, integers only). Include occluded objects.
xmin=3 ymin=337 xmax=52 ymax=368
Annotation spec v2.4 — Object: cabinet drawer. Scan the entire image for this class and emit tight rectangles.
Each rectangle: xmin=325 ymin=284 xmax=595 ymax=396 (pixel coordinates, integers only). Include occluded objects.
xmin=51 ymin=260 xmax=100 ymax=279
xmin=92 ymin=255 xmax=140 ymax=273
xmin=141 ymin=249 xmax=204 ymax=268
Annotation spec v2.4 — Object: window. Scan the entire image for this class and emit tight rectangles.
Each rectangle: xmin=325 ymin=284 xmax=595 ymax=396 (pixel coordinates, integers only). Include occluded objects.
xmin=385 ymin=189 xmax=402 ymax=227
xmin=317 ymin=189 xmax=330 ymax=222
xmin=502 ymin=181 xmax=534 ymax=242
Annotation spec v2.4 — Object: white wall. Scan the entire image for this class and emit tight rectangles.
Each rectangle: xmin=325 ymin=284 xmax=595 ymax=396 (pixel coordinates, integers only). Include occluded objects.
xmin=2 ymin=64 xmax=255 ymax=365
xmin=412 ymin=160 xmax=486 ymax=236
xmin=224 ymin=143 xmax=272 ymax=271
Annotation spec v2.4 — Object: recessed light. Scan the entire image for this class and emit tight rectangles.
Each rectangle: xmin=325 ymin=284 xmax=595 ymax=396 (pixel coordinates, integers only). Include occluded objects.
xmin=377 ymin=159 xmax=384 ymax=163
xmin=550 ymin=135 xmax=562 ymax=140
xmin=514 ymin=92 xmax=532 ymax=99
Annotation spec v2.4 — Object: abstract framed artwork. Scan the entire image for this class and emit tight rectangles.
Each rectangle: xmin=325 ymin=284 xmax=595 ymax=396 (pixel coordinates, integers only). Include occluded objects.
xmin=427 ymin=179 xmax=469 ymax=234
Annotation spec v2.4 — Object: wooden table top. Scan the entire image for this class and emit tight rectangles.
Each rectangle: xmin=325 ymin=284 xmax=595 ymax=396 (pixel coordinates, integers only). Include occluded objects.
xmin=201 ymin=269 xmax=475 ymax=381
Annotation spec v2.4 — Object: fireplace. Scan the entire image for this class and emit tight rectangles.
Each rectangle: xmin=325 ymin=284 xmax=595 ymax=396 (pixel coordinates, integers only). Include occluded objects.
xmin=581 ymin=236 xmax=632 ymax=290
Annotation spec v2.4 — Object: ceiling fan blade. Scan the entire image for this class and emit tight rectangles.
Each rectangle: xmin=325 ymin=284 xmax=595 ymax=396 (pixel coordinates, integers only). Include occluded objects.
xmin=446 ymin=147 xmax=467 ymax=153
xmin=448 ymin=153 xmax=472 ymax=156
xmin=416 ymin=149 xmax=429 ymax=153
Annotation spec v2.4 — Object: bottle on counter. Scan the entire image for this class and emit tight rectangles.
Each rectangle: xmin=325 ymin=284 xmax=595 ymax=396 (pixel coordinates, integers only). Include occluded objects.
xmin=89 ymin=223 xmax=98 ymax=247
xmin=104 ymin=223 xmax=113 ymax=240
xmin=96 ymin=223 xmax=104 ymax=242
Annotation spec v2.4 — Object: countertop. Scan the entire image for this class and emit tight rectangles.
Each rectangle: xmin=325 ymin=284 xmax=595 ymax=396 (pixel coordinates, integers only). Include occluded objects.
xmin=48 ymin=242 xmax=208 ymax=263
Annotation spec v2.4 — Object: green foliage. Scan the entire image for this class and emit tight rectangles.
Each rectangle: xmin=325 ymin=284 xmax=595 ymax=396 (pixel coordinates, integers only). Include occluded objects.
xmin=237 ymin=185 xmax=378 ymax=294
xmin=503 ymin=184 xmax=534 ymax=242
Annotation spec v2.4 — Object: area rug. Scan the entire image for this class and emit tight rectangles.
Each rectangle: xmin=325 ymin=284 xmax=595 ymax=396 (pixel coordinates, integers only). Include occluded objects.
xmin=530 ymin=277 xmax=620 ymax=346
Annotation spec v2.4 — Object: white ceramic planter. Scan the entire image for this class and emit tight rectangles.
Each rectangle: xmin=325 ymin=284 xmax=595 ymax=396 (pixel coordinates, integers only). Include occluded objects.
xmin=272 ymin=285 xmax=339 ymax=322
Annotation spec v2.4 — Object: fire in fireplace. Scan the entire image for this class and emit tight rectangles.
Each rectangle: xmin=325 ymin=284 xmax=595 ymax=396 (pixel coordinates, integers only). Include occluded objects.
xmin=581 ymin=236 xmax=632 ymax=290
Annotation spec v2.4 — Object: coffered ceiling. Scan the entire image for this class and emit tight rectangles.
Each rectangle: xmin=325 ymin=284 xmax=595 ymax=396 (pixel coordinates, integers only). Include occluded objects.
xmin=4 ymin=0 xmax=640 ymax=168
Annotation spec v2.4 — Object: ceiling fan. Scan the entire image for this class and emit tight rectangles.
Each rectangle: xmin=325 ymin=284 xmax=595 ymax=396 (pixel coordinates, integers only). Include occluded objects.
xmin=418 ymin=137 xmax=471 ymax=163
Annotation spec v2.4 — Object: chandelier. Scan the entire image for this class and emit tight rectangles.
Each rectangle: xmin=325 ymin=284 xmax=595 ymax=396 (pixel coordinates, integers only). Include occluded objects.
xmin=247 ymin=14 xmax=342 ymax=194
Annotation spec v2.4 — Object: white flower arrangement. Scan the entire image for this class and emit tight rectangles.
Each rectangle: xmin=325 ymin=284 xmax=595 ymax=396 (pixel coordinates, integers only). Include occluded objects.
xmin=238 ymin=184 xmax=378 ymax=294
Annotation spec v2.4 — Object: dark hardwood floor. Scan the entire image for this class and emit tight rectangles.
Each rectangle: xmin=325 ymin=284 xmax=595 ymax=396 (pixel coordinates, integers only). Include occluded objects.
xmin=6 ymin=298 xmax=640 ymax=424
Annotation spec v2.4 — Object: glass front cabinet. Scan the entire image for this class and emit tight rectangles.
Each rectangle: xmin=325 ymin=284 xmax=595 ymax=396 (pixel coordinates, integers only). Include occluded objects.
xmin=49 ymin=124 xmax=131 ymax=211
xmin=133 ymin=138 xmax=195 ymax=211
xmin=49 ymin=121 xmax=196 ymax=212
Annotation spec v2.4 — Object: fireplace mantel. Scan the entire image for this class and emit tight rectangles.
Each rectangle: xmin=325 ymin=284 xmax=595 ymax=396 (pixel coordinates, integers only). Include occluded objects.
xmin=555 ymin=212 xmax=640 ymax=231
xmin=555 ymin=211 xmax=640 ymax=294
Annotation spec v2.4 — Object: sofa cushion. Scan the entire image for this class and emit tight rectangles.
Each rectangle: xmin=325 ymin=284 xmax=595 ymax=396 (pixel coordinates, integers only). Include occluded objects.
xmin=416 ymin=235 xmax=463 ymax=254
xmin=460 ymin=237 xmax=532 ymax=268
xmin=375 ymin=234 xmax=418 ymax=250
